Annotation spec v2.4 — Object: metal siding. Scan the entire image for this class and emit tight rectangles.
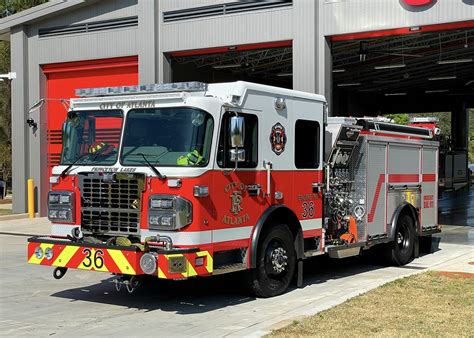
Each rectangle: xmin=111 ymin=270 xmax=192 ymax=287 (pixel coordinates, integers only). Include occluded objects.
xmin=292 ymin=0 xmax=317 ymax=93
xmin=138 ymin=0 xmax=158 ymax=84
xmin=322 ymin=0 xmax=474 ymax=36
xmin=32 ymin=0 xmax=138 ymax=28
xmin=10 ymin=26 xmax=29 ymax=213
xmin=160 ymin=8 xmax=293 ymax=52
xmin=161 ymin=0 xmax=230 ymax=12
xmin=367 ymin=142 xmax=387 ymax=236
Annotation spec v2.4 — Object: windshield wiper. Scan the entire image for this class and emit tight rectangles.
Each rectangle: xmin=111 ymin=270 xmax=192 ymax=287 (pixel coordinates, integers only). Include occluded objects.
xmin=60 ymin=152 xmax=94 ymax=178
xmin=136 ymin=153 xmax=166 ymax=180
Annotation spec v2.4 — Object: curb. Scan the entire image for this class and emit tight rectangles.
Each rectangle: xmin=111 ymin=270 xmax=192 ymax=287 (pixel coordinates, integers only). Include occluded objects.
xmin=0 ymin=213 xmax=39 ymax=221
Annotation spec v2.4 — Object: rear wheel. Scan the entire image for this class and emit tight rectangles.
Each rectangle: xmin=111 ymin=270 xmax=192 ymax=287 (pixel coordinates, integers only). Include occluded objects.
xmin=385 ymin=213 xmax=416 ymax=266
xmin=249 ymin=224 xmax=296 ymax=298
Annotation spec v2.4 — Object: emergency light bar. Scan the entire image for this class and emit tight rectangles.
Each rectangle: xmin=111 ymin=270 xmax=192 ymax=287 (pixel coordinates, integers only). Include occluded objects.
xmin=75 ymin=81 xmax=208 ymax=97
xmin=357 ymin=119 xmax=433 ymax=139
xmin=409 ymin=117 xmax=439 ymax=123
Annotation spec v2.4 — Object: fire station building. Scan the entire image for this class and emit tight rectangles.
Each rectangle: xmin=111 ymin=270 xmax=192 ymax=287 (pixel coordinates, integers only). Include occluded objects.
xmin=0 ymin=0 xmax=473 ymax=215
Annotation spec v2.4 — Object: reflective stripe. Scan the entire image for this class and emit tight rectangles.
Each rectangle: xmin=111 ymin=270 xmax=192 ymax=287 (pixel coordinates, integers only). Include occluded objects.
xmin=300 ymin=218 xmax=323 ymax=231
xmin=28 ymin=243 xmax=54 ymax=264
xmin=142 ymin=226 xmax=253 ymax=246
xmin=51 ymin=223 xmax=76 ymax=237
xmin=108 ymin=249 xmax=136 ymax=275
xmin=212 ymin=226 xmax=253 ymax=243
xmin=197 ymin=251 xmax=213 ymax=273
xmin=52 ymin=245 xmax=79 ymax=266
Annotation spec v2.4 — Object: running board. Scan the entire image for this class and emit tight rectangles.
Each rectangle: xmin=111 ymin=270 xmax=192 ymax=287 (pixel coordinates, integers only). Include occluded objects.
xmin=327 ymin=243 xmax=364 ymax=259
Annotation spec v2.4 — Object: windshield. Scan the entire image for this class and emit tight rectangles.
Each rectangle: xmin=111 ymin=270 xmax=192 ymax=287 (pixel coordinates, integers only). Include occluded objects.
xmin=121 ymin=108 xmax=214 ymax=167
xmin=60 ymin=110 xmax=123 ymax=165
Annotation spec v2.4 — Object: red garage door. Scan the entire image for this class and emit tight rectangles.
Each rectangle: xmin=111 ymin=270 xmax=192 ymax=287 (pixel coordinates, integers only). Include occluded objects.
xmin=43 ymin=56 xmax=138 ymax=175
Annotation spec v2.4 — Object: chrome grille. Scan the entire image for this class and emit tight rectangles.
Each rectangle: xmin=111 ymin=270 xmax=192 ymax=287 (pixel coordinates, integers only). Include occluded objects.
xmin=79 ymin=172 xmax=145 ymax=235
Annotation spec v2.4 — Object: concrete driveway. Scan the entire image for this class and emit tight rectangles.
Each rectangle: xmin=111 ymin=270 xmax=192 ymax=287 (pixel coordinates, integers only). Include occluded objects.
xmin=0 ymin=218 xmax=472 ymax=336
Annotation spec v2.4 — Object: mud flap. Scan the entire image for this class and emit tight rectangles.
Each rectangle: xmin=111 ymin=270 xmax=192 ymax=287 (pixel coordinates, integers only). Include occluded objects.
xmin=296 ymin=259 xmax=303 ymax=288
xmin=413 ymin=235 xmax=420 ymax=258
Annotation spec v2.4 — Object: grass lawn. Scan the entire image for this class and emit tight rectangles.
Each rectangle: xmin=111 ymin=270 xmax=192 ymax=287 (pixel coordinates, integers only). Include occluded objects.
xmin=270 ymin=271 xmax=474 ymax=337
xmin=0 ymin=209 xmax=12 ymax=215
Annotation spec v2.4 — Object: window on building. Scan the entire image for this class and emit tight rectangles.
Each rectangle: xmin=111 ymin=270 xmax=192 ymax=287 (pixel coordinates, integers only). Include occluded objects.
xmin=217 ymin=112 xmax=258 ymax=168
xmin=295 ymin=119 xmax=320 ymax=169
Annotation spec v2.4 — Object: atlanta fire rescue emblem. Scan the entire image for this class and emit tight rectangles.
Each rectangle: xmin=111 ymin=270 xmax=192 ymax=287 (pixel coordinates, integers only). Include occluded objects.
xmin=270 ymin=123 xmax=287 ymax=155
xmin=230 ymin=191 xmax=243 ymax=215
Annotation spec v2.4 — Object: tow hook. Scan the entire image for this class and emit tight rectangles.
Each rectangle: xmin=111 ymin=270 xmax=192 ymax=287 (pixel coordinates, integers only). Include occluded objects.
xmin=53 ymin=267 xmax=68 ymax=280
xmin=112 ymin=276 xmax=140 ymax=294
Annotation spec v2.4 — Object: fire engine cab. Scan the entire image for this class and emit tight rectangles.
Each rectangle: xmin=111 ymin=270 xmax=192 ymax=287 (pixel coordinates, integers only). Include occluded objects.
xmin=27 ymin=81 xmax=440 ymax=297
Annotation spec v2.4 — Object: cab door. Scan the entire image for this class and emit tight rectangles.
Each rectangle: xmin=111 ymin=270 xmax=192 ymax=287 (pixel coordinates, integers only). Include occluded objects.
xmin=290 ymin=101 xmax=325 ymax=239
xmin=212 ymin=110 xmax=264 ymax=249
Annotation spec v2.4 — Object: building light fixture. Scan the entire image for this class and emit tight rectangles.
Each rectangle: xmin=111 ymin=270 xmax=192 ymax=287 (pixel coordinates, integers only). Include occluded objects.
xmin=465 ymin=80 xmax=474 ymax=86
xmin=373 ymin=79 xmax=400 ymax=84
xmin=428 ymin=76 xmax=457 ymax=81
xmin=276 ymin=72 xmax=292 ymax=77
xmin=384 ymin=92 xmax=407 ymax=96
xmin=332 ymin=68 xmax=346 ymax=73
xmin=374 ymin=64 xmax=406 ymax=70
xmin=437 ymin=58 xmax=472 ymax=65
xmin=425 ymin=89 xmax=449 ymax=93
xmin=212 ymin=64 xmax=241 ymax=69
xmin=337 ymin=82 xmax=361 ymax=87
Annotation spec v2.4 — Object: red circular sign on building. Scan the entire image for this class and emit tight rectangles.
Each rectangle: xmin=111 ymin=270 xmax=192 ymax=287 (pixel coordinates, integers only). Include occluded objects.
xmin=402 ymin=0 xmax=434 ymax=5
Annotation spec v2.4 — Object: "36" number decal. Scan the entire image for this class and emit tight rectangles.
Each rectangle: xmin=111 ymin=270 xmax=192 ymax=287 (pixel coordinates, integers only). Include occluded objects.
xmin=302 ymin=201 xmax=315 ymax=218
xmin=82 ymin=248 xmax=104 ymax=269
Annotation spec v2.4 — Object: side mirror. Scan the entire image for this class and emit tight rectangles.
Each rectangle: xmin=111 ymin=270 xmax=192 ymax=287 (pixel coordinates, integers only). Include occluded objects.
xmin=28 ymin=99 xmax=45 ymax=114
xmin=229 ymin=116 xmax=245 ymax=148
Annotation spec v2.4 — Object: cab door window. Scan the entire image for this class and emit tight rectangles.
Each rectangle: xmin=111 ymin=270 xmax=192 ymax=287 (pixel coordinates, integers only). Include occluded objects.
xmin=217 ymin=112 xmax=258 ymax=168
xmin=295 ymin=119 xmax=320 ymax=169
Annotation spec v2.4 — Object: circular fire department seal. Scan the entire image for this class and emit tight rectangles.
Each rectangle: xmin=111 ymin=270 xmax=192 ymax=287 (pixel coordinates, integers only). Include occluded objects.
xmin=269 ymin=123 xmax=287 ymax=155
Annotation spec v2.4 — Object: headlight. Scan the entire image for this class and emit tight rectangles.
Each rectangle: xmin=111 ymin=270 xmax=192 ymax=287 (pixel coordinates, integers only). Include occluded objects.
xmin=34 ymin=246 xmax=43 ymax=259
xmin=150 ymin=199 xmax=173 ymax=209
xmin=49 ymin=194 xmax=60 ymax=204
xmin=44 ymin=247 xmax=54 ymax=260
xmin=148 ymin=195 xmax=192 ymax=230
xmin=48 ymin=191 xmax=74 ymax=222
xmin=140 ymin=253 xmax=157 ymax=275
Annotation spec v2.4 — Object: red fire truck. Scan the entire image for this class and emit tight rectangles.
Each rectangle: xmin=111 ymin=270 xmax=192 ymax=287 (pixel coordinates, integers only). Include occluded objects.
xmin=27 ymin=82 xmax=440 ymax=297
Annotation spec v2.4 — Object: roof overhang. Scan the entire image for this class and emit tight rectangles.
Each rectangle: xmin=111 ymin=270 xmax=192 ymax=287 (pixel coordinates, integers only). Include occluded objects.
xmin=0 ymin=0 xmax=96 ymax=41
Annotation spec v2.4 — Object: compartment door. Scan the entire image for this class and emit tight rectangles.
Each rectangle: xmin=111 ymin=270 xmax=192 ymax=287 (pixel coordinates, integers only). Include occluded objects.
xmin=367 ymin=142 xmax=387 ymax=236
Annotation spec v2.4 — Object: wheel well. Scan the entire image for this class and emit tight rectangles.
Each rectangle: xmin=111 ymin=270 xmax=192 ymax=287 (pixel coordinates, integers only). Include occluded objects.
xmin=250 ymin=205 xmax=303 ymax=268
xmin=389 ymin=202 xmax=419 ymax=240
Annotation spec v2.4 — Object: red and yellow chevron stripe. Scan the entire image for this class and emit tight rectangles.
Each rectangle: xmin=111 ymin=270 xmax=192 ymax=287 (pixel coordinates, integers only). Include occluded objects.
xmin=27 ymin=242 xmax=141 ymax=275
xmin=157 ymin=251 xmax=213 ymax=279
xmin=27 ymin=240 xmax=213 ymax=280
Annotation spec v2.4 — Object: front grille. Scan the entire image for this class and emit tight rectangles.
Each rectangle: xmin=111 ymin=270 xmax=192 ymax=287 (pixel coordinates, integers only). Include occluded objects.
xmin=79 ymin=173 xmax=145 ymax=235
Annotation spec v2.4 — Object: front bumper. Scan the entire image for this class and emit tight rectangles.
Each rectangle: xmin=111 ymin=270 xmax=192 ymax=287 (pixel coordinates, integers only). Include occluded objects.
xmin=27 ymin=236 xmax=213 ymax=279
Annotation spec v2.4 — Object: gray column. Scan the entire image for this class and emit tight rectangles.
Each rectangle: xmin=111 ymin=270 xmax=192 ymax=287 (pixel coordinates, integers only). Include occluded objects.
xmin=138 ymin=0 xmax=158 ymax=84
xmin=292 ymin=0 xmax=317 ymax=93
xmin=10 ymin=26 xmax=28 ymax=214
xmin=451 ymin=102 xmax=468 ymax=151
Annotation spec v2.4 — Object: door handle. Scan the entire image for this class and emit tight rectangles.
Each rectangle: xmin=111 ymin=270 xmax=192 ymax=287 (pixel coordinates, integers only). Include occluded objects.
xmin=312 ymin=182 xmax=324 ymax=193
xmin=247 ymin=184 xmax=261 ymax=197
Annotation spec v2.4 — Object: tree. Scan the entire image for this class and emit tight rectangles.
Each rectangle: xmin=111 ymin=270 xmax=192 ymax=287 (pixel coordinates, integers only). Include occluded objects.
xmin=384 ymin=113 xmax=409 ymax=125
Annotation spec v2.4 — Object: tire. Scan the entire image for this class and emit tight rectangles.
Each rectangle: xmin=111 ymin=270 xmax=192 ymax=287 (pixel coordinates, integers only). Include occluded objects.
xmin=249 ymin=224 xmax=296 ymax=298
xmin=385 ymin=213 xmax=416 ymax=266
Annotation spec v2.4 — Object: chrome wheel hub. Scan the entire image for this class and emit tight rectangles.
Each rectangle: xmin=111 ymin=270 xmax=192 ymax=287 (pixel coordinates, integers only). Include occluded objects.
xmin=397 ymin=232 xmax=404 ymax=245
xmin=271 ymin=247 xmax=288 ymax=273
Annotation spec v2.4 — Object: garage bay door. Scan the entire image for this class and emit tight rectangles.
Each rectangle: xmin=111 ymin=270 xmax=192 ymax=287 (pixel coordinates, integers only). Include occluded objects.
xmin=42 ymin=56 xmax=138 ymax=176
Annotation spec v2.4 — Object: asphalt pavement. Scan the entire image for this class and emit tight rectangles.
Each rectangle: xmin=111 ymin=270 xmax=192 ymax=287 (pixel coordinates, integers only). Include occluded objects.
xmin=0 ymin=217 xmax=472 ymax=336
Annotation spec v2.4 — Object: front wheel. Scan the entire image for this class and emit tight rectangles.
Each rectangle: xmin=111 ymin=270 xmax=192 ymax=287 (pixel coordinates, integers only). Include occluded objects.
xmin=249 ymin=224 xmax=296 ymax=298
xmin=385 ymin=213 xmax=416 ymax=266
